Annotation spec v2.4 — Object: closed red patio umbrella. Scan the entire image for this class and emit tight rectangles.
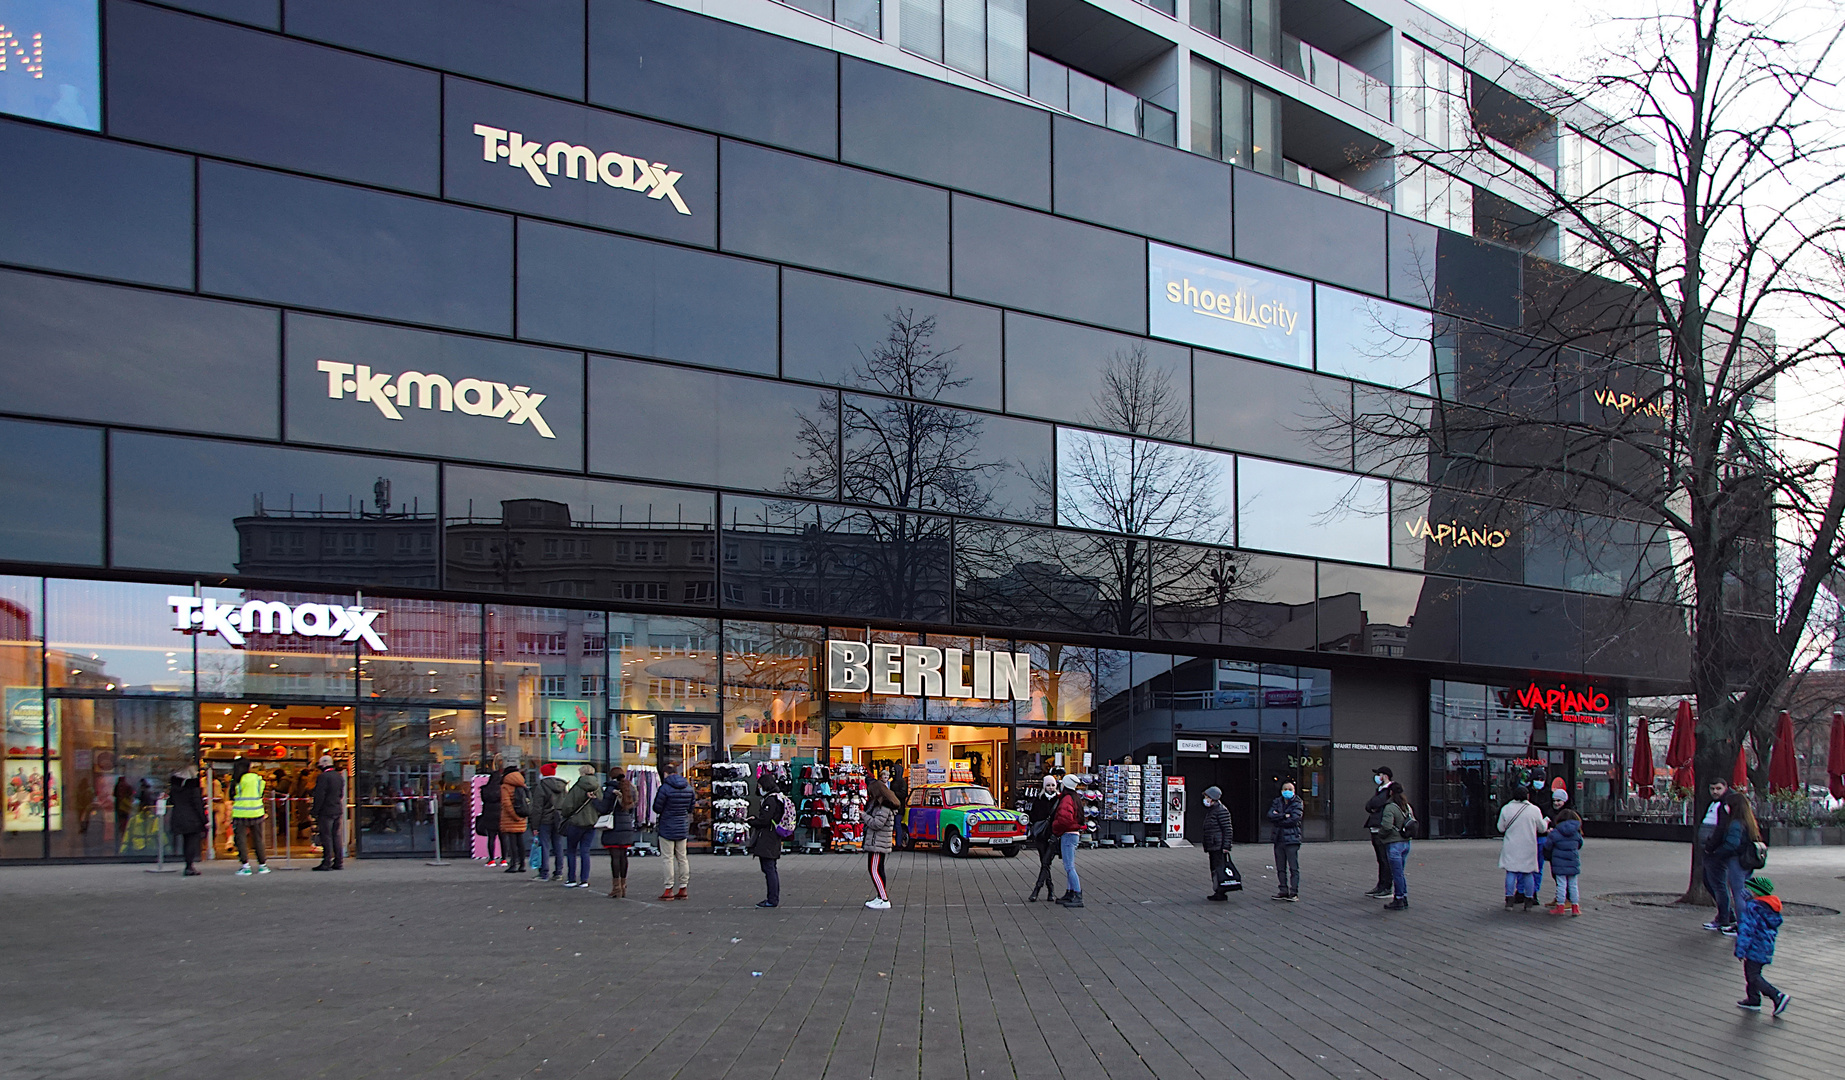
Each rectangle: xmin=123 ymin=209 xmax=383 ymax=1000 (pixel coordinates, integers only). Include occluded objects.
xmin=1629 ymin=717 xmax=1655 ymax=798
xmin=1665 ymin=700 xmax=1697 ymax=791
xmin=1732 ymin=741 xmax=1750 ymax=789
xmin=1829 ymin=713 xmax=1845 ymax=801
xmin=1768 ymin=711 xmax=1800 ymax=795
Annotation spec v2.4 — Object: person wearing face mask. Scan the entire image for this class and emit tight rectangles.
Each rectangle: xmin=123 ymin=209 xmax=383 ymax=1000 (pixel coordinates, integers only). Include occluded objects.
xmin=1266 ymin=780 xmax=1304 ymax=901
xmin=1361 ymin=766 xmax=1395 ymax=899
xmin=1201 ymin=786 xmax=1240 ymax=901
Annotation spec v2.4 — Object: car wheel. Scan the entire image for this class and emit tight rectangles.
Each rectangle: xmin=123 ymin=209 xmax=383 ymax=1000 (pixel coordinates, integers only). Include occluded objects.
xmin=944 ymin=827 xmax=967 ymax=858
xmin=894 ymin=822 xmax=910 ymax=851
xmin=1000 ymin=844 xmax=1021 ymax=858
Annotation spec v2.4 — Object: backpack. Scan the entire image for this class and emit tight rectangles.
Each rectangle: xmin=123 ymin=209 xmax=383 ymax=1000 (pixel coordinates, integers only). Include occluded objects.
xmin=1740 ymin=838 xmax=1768 ymax=871
xmin=772 ymin=794 xmax=796 ymax=838
xmin=510 ymin=783 xmax=530 ymax=820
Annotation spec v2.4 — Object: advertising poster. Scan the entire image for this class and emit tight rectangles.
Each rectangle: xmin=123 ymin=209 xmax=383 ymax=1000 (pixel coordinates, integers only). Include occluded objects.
xmin=4 ymin=687 xmax=57 ymax=758
xmin=1148 ymin=243 xmax=1313 ymax=367
xmin=4 ymin=760 xmax=60 ymax=831
xmin=546 ymin=699 xmax=592 ymax=760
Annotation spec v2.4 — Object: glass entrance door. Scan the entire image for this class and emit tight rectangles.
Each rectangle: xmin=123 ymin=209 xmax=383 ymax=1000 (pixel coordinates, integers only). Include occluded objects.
xmin=661 ymin=715 xmax=718 ymax=851
xmin=198 ymin=702 xmax=353 ymax=863
xmin=356 ymin=705 xmax=470 ymax=857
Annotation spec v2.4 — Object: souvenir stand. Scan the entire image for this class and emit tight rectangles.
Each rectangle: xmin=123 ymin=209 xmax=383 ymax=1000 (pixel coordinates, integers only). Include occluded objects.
xmin=709 ymin=761 xmax=751 ymax=854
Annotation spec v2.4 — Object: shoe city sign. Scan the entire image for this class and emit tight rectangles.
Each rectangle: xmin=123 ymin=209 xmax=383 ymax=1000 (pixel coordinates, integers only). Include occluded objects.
xmin=314 ymin=361 xmax=556 ymax=439
xmin=825 ymin=640 xmax=1034 ymax=701
xmin=473 ymin=124 xmax=691 ymax=215
xmin=1148 ymin=243 xmax=1313 ymax=367
xmin=168 ymin=597 xmax=388 ymax=651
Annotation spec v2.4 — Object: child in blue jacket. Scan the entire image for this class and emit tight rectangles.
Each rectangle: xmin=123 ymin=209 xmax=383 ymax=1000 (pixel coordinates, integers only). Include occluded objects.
xmin=1543 ymin=809 xmax=1584 ymax=915
xmin=1734 ymin=875 xmax=1790 ymax=1015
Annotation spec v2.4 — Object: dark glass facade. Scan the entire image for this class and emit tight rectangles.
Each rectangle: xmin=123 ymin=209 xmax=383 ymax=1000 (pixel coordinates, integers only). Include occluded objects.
xmin=0 ymin=0 xmax=1687 ymax=859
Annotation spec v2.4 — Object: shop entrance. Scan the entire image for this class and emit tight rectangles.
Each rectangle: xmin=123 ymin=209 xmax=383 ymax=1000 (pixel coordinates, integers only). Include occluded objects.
xmin=661 ymin=714 xmax=719 ymax=852
xmin=1174 ymin=749 xmax=1258 ymax=845
xmin=828 ymin=721 xmax=1013 ymax=806
xmin=198 ymin=702 xmax=353 ymax=863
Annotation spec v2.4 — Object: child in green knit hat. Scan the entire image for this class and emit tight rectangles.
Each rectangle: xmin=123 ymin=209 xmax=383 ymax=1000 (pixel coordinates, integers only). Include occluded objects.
xmin=1733 ymin=875 xmax=1789 ymax=1015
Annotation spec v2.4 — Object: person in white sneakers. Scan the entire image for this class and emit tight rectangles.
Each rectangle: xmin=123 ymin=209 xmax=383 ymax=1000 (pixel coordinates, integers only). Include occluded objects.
xmin=229 ymin=758 xmax=271 ymax=877
xmin=863 ymin=775 xmax=901 ymax=910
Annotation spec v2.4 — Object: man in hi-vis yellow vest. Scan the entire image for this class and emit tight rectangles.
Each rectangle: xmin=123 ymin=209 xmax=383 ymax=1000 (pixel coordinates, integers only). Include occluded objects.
xmin=231 ymin=758 xmax=271 ymax=876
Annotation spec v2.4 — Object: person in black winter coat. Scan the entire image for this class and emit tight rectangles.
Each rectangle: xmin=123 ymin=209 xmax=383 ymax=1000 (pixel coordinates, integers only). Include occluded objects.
xmin=1266 ymin=781 xmax=1304 ymax=900
xmin=478 ymin=767 xmax=505 ymax=866
xmin=166 ymin=767 xmax=208 ymax=876
xmin=1201 ymin=785 xmax=1239 ymax=901
xmin=597 ymin=770 xmax=638 ymax=898
xmin=1025 ymin=774 xmax=1061 ymax=902
xmin=310 ymin=755 xmax=345 ymax=870
xmin=751 ymin=776 xmax=788 ymax=908
xmin=1362 ymin=765 xmax=1394 ymax=898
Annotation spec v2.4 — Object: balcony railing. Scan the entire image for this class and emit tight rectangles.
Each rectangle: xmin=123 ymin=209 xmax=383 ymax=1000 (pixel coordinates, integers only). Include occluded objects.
xmin=1280 ymin=33 xmax=1391 ymax=122
xmin=1283 ymin=160 xmax=1391 ymax=211
xmin=1028 ymin=52 xmax=1177 ymax=147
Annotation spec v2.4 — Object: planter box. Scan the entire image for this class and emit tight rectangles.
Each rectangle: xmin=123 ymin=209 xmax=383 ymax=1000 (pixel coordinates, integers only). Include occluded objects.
xmin=1821 ymin=827 xmax=1845 ymax=846
xmin=1767 ymin=826 xmax=1823 ymax=847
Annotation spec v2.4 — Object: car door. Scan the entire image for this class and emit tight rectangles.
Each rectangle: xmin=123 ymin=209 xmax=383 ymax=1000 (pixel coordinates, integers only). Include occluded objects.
xmin=910 ymin=787 xmax=944 ymax=842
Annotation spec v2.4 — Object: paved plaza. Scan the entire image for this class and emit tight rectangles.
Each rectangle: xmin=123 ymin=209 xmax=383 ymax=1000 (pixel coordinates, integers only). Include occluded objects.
xmin=2 ymin=838 xmax=1842 ymax=1079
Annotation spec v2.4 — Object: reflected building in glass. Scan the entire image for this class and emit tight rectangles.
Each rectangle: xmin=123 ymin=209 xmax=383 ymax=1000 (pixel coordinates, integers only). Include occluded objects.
xmin=0 ymin=0 xmax=1691 ymax=861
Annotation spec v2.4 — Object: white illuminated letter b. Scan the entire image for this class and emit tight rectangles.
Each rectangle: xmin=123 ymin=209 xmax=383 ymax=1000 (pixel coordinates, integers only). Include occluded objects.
xmin=827 ymin=640 xmax=871 ymax=693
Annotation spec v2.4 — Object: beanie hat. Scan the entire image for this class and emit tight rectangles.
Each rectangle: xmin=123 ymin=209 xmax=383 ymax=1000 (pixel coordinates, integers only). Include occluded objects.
xmin=1551 ymin=788 xmax=1568 ymax=802
xmin=540 ymin=763 xmax=557 ymax=777
xmin=1745 ymin=875 xmax=1775 ymax=897
xmin=1060 ymin=775 xmax=1079 ymax=791
xmin=1203 ymin=786 xmax=1223 ymax=800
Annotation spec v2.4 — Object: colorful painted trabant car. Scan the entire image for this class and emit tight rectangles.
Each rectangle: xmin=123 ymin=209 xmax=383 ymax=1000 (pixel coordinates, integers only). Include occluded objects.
xmin=896 ymin=783 xmax=1027 ymax=857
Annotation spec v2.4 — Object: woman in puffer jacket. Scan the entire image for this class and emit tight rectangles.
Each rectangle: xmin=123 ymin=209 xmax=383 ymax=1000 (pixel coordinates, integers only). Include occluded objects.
xmin=863 ymin=775 xmax=901 ymax=910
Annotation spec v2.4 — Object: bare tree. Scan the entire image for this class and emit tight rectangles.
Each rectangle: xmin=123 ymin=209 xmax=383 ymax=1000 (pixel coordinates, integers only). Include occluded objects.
xmin=1362 ymin=0 xmax=1845 ymax=896
xmin=773 ymin=309 xmax=1010 ymax=621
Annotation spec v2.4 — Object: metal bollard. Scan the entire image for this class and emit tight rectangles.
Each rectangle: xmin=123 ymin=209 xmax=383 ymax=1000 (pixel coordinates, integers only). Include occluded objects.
xmin=146 ymin=796 xmax=177 ymax=874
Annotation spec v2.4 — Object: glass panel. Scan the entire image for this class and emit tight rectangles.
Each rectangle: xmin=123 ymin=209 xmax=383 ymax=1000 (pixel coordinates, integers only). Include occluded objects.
xmin=484 ymin=605 xmax=606 ymax=776
xmin=900 ymin=0 xmax=944 ymax=62
xmin=1030 ymin=53 xmax=1067 ymax=111
xmin=1189 ymin=57 xmax=1216 ymax=157
xmin=1237 ymin=458 xmax=1388 ymax=564
xmin=43 ymin=698 xmax=194 ymax=859
xmin=844 ymin=393 xmax=1049 ymax=522
xmin=955 ymin=523 xmax=1149 ymax=637
xmin=199 ymin=162 xmax=512 ymax=336
xmin=986 ymin=0 xmax=1026 ymax=92
xmin=111 ymin=432 xmax=440 ymax=583
xmin=782 ymin=269 xmax=1002 ymax=410
xmin=193 ymin=586 xmax=358 ymax=700
xmin=0 ymin=268 xmax=280 ymax=439
xmin=0 ymin=419 xmax=101 ymax=566
xmin=0 ymin=576 xmax=43 ymax=858
xmin=444 ymin=466 xmax=715 ymax=606
xmin=721 ymin=496 xmax=953 ymax=622
xmin=0 ymin=119 xmax=191 ymax=288
xmin=721 ymin=621 xmax=822 ymax=766
xmin=1393 ymin=487 xmax=1523 ymax=582
xmin=589 ymin=358 xmax=833 ymax=496
xmin=519 ymin=223 xmax=774 ymax=375
xmin=822 ymin=626 xmax=924 ymax=722
xmin=108 ymin=3 xmax=437 ymax=193
xmin=720 ymin=141 xmax=948 ymax=293
xmin=285 ymin=312 xmax=583 ymax=473
xmin=1193 ymin=351 xmax=1352 ymax=467
xmin=288 ymin=0 xmax=582 ymax=98
xmin=1249 ymin=0 xmax=1280 ymax=64
xmin=195 ymin=702 xmax=352 ymax=863
xmin=1019 ymin=641 xmax=1094 ymax=727
xmin=1005 ymin=313 xmax=1193 ymax=432
xmin=1316 ymin=286 xmax=1435 ymax=391
xmin=1189 ymin=0 xmax=1220 ymax=36
xmin=943 ymin=0 xmax=985 ymax=78
xmin=357 ymin=705 xmax=472 ymax=857
xmin=361 ymin=597 xmax=482 ymax=702
xmin=1147 ymin=244 xmax=1312 ymax=367
xmin=1151 ymin=546 xmax=1317 ymax=649
xmin=837 ymin=0 xmax=881 ymax=36
xmin=950 ymin=194 xmax=1145 ymax=333
xmin=1068 ymin=70 xmax=1107 ymax=125
xmin=927 ymin=632 xmax=1017 ymax=726
xmin=588 ymin=0 xmax=838 ymax=159
xmin=0 ymin=0 xmax=99 ymax=129
xmin=1056 ymin=428 xmax=1234 ymax=543
xmin=1219 ymin=70 xmax=1249 ymax=166
xmin=610 ymin=615 xmax=718 ymax=713
xmin=1105 ymin=86 xmax=1138 ymax=135
xmin=1318 ymin=564 xmax=1462 ymax=662
xmin=46 ymin=579 xmax=194 ymax=695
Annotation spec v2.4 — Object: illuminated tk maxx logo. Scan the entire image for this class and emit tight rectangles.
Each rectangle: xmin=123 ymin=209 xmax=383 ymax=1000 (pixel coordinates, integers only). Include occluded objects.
xmin=169 ymin=597 xmax=388 ymax=651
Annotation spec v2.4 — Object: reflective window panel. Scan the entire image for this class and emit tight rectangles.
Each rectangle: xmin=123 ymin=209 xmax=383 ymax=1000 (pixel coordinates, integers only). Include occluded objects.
xmin=445 ymin=466 xmax=716 ymax=607
xmin=1148 ymin=243 xmax=1312 ymax=367
xmin=1316 ymin=285 xmax=1435 ymax=392
xmin=1055 ymin=428 xmax=1234 ymax=544
xmin=1317 ymin=564 xmax=1461 ymax=662
xmin=719 ymin=495 xmax=952 ymax=623
xmin=721 ymin=621 xmax=822 ymax=765
xmin=110 ymin=432 xmax=440 ymax=585
xmin=1004 ymin=314 xmax=1191 ymax=434
xmin=842 ymin=392 xmax=1050 ymax=523
xmin=955 ymin=522 xmax=1149 ymax=637
xmin=1236 ymin=457 xmax=1388 ymax=565
xmin=0 ymin=418 xmax=102 ymax=566
xmin=0 ymin=0 xmax=98 ymax=129
xmin=1151 ymin=547 xmax=1317 ymax=650
xmin=485 ymin=605 xmax=609 ymax=771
